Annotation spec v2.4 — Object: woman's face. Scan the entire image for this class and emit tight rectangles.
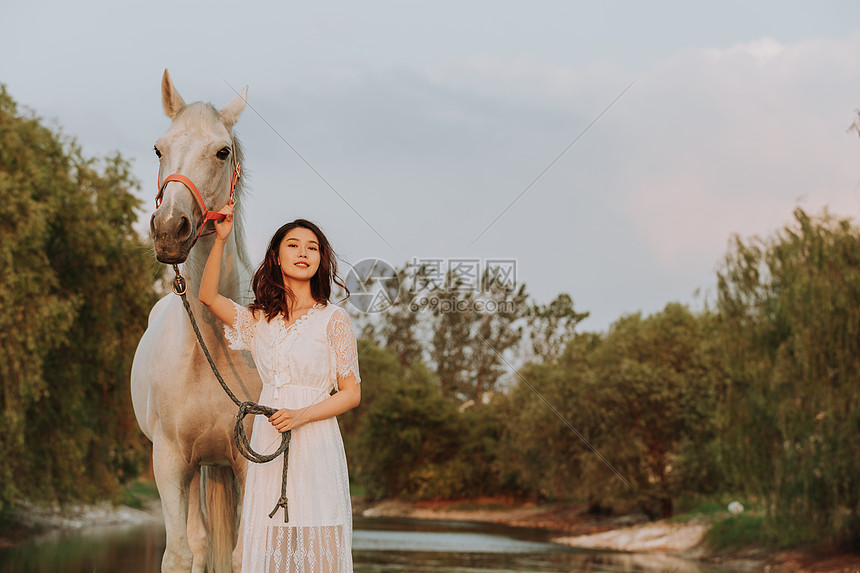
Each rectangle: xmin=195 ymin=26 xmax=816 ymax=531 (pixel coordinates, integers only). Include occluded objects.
xmin=277 ymin=227 xmax=321 ymax=283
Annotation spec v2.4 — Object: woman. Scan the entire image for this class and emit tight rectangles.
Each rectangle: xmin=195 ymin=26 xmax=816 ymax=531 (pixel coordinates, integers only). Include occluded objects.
xmin=199 ymin=204 xmax=361 ymax=572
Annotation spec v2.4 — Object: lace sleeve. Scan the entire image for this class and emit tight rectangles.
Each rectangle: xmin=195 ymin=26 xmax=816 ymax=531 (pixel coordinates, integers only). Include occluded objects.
xmin=223 ymin=300 xmax=256 ymax=352
xmin=327 ymin=307 xmax=361 ymax=385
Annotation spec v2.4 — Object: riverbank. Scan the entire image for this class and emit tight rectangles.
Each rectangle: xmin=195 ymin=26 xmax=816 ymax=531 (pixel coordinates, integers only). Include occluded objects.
xmin=4 ymin=495 xmax=859 ymax=572
xmin=358 ymin=497 xmax=860 ymax=573
xmin=359 ymin=497 xmax=648 ymax=536
xmin=0 ymin=498 xmax=163 ymax=549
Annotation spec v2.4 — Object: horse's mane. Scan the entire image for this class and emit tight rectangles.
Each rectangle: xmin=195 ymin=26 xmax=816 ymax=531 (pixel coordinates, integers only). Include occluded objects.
xmin=228 ymin=131 xmax=251 ymax=272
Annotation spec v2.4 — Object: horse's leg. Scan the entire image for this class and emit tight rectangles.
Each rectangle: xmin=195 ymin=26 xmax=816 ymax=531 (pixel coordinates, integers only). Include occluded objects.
xmin=231 ymin=458 xmax=249 ymax=573
xmin=153 ymin=437 xmax=195 ymax=573
xmin=187 ymin=469 xmax=208 ymax=573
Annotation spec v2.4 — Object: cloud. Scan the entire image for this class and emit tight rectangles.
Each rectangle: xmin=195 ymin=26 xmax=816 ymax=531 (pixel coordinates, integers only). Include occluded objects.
xmin=349 ymin=33 xmax=860 ymax=327
xmin=412 ymin=35 xmax=860 ymax=271
xmin=8 ymin=6 xmax=860 ymax=331
xmin=426 ymin=54 xmax=625 ymax=112
xmin=614 ymin=35 xmax=860 ymax=265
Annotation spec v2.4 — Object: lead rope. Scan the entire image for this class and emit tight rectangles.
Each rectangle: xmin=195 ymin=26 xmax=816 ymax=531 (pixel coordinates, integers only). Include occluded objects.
xmin=172 ymin=264 xmax=291 ymax=522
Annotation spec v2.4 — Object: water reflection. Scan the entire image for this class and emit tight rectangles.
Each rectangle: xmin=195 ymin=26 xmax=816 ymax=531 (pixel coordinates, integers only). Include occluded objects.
xmin=0 ymin=522 xmax=164 ymax=573
xmin=354 ymin=528 xmax=557 ymax=553
xmin=0 ymin=517 xmax=739 ymax=573
xmin=354 ymin=550 xmax=720 ymax=573
xmin=353 ymin=518 xmax=730 ymax=573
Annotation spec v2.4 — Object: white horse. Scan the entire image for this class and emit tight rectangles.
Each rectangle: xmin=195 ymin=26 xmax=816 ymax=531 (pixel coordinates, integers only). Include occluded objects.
xmin=131 ymin=70 xmax=262 ymax=573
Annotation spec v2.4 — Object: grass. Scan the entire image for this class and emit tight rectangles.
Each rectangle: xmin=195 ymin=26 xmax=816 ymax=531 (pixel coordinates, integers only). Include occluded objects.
xmin=703 ymin=514 xmax=774 ymax=553
xmin=670 ymin=496 xmax=777 ymax=552
xmin=117 ymin=479 xmax=160 ymax=510
xmin=668 ymin=499 xmax=735 ymax=523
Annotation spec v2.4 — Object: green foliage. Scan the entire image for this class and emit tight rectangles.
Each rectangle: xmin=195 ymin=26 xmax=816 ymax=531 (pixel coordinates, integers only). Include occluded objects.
xmin=407 ymin=401 xmax=508 ymax=500
xmin=526 ymin=293 xmax=590 ymax=362
xmin=428 ymin=273 xmax=478 ymax=400
xmin=499 ymin=305 xmax=720 ymax=517
xmin=345 ymin=340 xmax=513 ymax=500
xmin=0 ymin=86 xmax=155 ymax=509
xmin=339 ymin=340 xmax=402 ymax=440
xmin=382 ymin=268 xmax=423 ymax=369
xmin=593 ymin=304 xmax=720 ymax=517
xmin=715 ymin=208 xmax=860 ymax=546
xmin=117 ymin=479 xmax=160 ymax=510
xmin=428 ymin=268 xmax=528 ymax=401
xmin=453 ymin=402 xmax=507 ymax=496
xmin=496 ymin=349 xmax=592 ymax=502
xmin=673 ymin=497 xmax=735 ymax=519
xmin=349 ymin=347 xmax=461 ymax=499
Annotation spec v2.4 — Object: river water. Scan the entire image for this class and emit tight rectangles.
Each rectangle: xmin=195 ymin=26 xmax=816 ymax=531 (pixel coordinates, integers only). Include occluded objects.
xmin=0 ymin=516 xmax=743 ymax=572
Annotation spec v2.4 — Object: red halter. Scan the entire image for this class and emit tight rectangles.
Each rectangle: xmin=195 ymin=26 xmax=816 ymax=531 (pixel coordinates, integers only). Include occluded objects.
xmin=155 ymin=140 xmax=241 ymax=245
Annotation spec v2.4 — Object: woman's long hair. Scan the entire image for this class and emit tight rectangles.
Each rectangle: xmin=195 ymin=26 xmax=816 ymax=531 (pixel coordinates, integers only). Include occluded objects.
xmin=249 ymin=219 xmax=348 ymax=322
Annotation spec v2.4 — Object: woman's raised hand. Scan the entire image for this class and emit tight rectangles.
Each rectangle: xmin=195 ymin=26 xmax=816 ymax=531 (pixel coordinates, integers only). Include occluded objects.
xmin=214 ymin=203 xmax=234 ymax=241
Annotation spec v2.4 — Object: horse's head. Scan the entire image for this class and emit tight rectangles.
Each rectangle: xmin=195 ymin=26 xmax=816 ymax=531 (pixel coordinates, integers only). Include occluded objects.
xmin=150 ymin=69 xmax=248 ymax=264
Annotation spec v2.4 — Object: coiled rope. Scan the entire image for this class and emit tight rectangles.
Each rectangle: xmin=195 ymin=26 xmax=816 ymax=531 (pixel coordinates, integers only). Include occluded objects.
xmin=172 ymin=264 xmax=291 ymax=522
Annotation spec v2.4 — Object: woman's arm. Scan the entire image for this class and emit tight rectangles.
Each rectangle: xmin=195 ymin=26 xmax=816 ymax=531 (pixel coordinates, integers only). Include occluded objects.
xmin=269 ymin=375 xmax=361 ymax=432
xmin=198 ymin=205 xmax=238 ymax=326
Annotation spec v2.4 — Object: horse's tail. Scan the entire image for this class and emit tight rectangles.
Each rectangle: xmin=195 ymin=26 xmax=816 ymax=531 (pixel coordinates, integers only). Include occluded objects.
xmin=200 ymin=465 xmax=239 ymax=573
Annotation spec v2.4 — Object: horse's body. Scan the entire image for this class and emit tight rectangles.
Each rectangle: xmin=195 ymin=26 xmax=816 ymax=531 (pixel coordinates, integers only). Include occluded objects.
xmin=131 ymin=70 xmax=261 ymax=573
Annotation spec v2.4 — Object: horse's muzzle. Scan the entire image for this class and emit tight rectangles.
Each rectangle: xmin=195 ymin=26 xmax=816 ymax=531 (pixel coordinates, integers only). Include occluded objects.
xmin=151 ymin=211 xmax=197 ymax=263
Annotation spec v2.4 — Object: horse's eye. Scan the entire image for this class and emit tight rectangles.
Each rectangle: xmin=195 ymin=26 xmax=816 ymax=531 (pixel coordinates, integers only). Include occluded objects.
xmin=216 ymin=147 xmax=231 ymax=161
xmin=154 ymin=146 xmax=162 ymax=158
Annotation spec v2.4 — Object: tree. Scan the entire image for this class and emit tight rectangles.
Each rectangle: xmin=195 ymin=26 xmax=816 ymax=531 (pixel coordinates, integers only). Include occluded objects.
xmin=0 ymin=86 xmax=155 ymax=508
xmin=468 ymin=268 xmax=528 ymax=401
xmin=348 ymin=343 xmax=461 ymax=499
xmin=427 ymin=270 xmax=474 ymax=399
xmin=587 ymin=304 xmax=718 ymax=518
xmin=381 ymin=267 xmax=423 ymax=369
xmin=429 ymin=267 xmax=528 ymax=401
xmin=500 ymin=304 xmax=719 ymax=518
xmin=526 ymin=293 xmax=590 ymax=362
xmin=497 ymin=333 xmax=601 ymax=502
xmin=715 ymin=208 xmax=860 ymax=545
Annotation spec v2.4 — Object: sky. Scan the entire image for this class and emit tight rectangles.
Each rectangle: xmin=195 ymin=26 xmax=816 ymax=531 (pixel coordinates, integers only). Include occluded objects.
xmin=4 ymin=1 xmax=860 ymax=331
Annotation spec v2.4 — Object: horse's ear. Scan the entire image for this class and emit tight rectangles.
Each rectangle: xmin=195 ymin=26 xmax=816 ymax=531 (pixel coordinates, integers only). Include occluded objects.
xmin=162 ymin=69 xmax=186 ymax=119
xmin=219 ymin=86 xmax=248 ymax=129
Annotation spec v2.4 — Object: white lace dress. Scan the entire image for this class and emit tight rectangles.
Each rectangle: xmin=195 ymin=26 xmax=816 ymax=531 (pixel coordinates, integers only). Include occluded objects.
xmin=224 ymin=302 xmax=360 ymax=573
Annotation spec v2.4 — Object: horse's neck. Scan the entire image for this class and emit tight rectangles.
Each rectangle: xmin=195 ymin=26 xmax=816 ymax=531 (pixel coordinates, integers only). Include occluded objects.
xmin=183 ymin=234 xmax=248 ymax=304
